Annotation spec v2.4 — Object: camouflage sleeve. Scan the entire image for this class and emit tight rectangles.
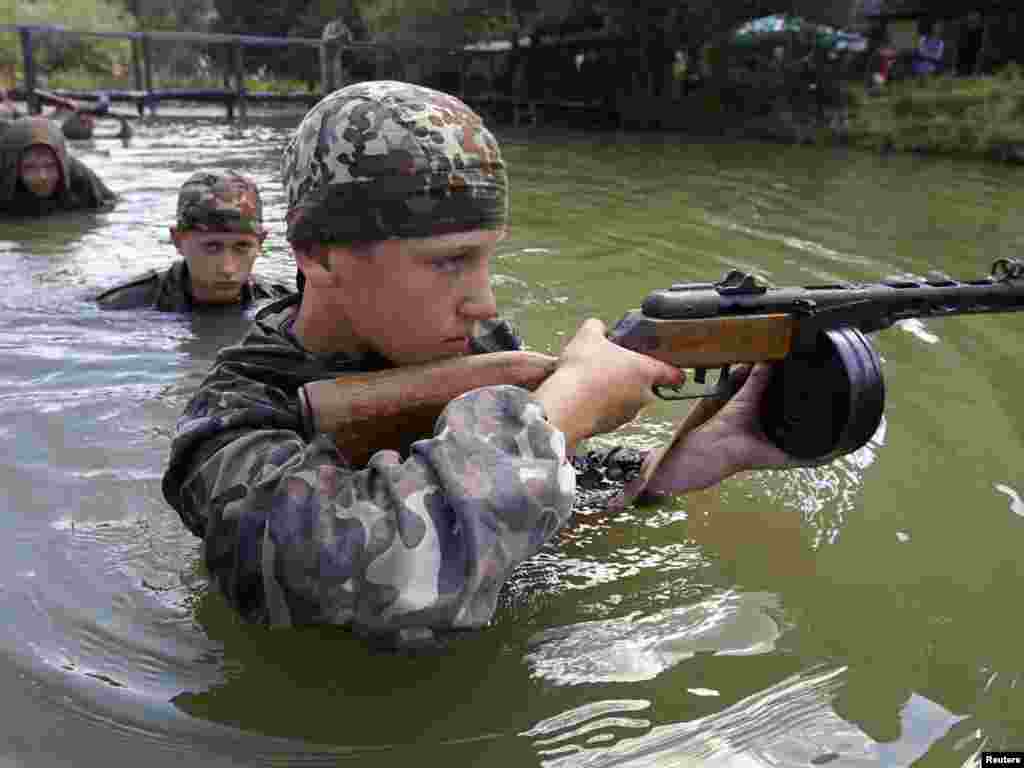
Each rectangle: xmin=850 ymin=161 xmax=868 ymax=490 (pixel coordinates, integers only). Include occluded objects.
xmin=94 ymin=273 xmax=160 ymax=309
xmin=67 ymin=155 xmax=117 ymax=211
xmin=171 ymin=385 xmax=575 ymax=644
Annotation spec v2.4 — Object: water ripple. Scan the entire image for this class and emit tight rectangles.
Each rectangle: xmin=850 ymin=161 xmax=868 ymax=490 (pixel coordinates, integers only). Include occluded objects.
xmin=526 ymin=591 xmax=782 ymax=686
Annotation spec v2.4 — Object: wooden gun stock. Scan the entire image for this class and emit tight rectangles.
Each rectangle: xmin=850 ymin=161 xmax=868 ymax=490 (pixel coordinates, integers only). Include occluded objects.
xmin=299 ymin=351 xmax=559 ymax=466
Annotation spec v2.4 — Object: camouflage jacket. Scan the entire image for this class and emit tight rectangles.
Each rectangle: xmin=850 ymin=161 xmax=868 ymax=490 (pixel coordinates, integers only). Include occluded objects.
xmin=95 ymin=260 xmax=292 ymax=312
xmin=163 ymin=294 xmax=577 ymax=645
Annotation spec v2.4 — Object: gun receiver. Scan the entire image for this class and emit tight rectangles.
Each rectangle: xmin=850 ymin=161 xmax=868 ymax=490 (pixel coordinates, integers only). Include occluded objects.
xmin=609 ymin=258 xmax=1024 ymax=461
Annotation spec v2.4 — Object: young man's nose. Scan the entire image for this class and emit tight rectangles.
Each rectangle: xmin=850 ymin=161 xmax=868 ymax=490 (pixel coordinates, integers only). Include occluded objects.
xmin=218 ymin=253 xmax=242 ymax=277
xmin=459 ymin=265 xmax=498 ymax=320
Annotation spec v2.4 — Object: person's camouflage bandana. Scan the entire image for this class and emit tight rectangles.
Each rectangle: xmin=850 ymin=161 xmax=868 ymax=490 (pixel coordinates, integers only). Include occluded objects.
xmin=281 ymin=80 xmax=507 ymax=245
xmin=176 ymin=170 xmax=263 ymax=235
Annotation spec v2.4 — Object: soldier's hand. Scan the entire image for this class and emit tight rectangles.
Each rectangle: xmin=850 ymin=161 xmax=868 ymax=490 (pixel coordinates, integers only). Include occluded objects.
xmin=644 ymin=363 xmax=796 ymax=495
xmin=534 ymin=318 xmax=683 ymax=451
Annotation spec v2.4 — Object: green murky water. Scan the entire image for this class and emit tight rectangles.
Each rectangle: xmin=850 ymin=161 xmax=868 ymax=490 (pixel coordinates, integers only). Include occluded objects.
xmin=1 ymin=114 xmax=1022 ymax=767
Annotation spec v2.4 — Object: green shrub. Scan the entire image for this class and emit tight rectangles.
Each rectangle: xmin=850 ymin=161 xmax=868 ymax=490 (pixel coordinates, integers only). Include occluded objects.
xmin=1014 ymin=94 xmax=1024 ymax=119
xmin=997 ymin=62 xmax=1022 ymax=82
xmin=844 ymin=71 xmax=1024 ymax=160
xmin=14 ymin=0 xmax=136 ymax=78
xmin=890 ymin=94 xmax=915 ymax=117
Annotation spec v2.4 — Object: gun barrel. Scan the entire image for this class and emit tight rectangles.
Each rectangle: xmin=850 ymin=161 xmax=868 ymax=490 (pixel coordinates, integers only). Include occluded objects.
xmin=641 ymin=274 xmax=1024 ymax=331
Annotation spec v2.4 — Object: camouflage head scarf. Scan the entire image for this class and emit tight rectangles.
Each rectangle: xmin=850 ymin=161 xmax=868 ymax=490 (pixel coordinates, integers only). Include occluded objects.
xmin=176 ymin=170 xmax=263 ymax=235
xmin=281 ymin=80 xmax=507 ymax=246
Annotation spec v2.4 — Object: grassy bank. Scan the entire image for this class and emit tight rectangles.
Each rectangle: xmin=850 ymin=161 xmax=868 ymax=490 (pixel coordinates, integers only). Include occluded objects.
xmin=844 ymin=68 xmax=1024 ymax=161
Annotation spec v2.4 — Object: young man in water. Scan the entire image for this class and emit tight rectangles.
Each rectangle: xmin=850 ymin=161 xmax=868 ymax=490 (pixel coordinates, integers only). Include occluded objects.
xmin=0 ymin=116 xmax=116 ymax=216
xmin=162 ymin=81 xmax=794 ymax=647
xmin=96 ymin=170 xmax=291 ymax=312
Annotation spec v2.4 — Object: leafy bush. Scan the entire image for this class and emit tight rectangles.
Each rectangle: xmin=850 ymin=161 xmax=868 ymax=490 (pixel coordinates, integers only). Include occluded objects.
xmin=11 ymin=0 xmax=136 ymax=78
xmin=847 ymin=73 xmax=1024 ymax=159
xmin=997 ymin=61 xmax=1022 ymax=82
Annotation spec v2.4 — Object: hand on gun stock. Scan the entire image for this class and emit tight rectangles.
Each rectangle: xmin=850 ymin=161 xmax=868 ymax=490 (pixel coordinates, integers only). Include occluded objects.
xmin=532 ymin=318 xmax=684 ymax=453
xmin=298 ymin=320 xmax=691 ymax=467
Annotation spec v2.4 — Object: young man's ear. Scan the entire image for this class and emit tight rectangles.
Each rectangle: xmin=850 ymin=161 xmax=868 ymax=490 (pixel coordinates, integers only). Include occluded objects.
xmin=293 ymin=243 xmax=332 ymax=287
xmin=169 ymin=226 xmax=183 ymax=251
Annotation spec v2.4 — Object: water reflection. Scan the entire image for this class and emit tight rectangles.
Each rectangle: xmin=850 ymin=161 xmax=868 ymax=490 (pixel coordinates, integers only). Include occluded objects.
xmin=525 ymin=591 xmax=782 ymax=685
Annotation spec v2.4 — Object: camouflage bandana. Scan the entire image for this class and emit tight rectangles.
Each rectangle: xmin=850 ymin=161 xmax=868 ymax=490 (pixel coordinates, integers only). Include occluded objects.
xmin=281 ymin=80 xmax=507 ymax=245
xmin=176 ymin=170 xmax=263 ymax=235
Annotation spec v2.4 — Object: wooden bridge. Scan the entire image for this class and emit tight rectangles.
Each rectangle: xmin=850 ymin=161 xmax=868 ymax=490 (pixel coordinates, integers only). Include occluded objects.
xmin=2 ymin=24 xmax=350 ymax=122
xmin=3 ymin=23 xmax=642 ymax=128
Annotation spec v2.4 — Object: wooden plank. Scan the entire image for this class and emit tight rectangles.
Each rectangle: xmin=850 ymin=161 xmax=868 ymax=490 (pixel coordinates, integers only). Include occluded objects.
xmin=44 ymin=88 xmax=316 ymax=104
xmin=34 ymin=88 xmax=139 ymax=121
xmin=0 ymin=24 xmax=457 ymax=53
xmin=0 ymin=24 xmax=324 ymax=48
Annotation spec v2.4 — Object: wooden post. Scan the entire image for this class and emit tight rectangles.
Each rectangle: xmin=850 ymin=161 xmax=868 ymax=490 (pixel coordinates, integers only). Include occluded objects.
xmin=319 ymin=41 xmax=330 ymax=97
xmin=458 ymin=49 xmax=466 ymax=102
xmin=231 ymin=41 xmax=247 ymax=123
xmin=141 ymin=33 xmax=156 ymax=115
xmin=131 ymin=37 xmax=144 ymax=92
xmin=19 ymin=27 xmax=39 ymax=115
xmin=325 ymin=39 xmax=340 ymax=94
xmin=392 ymin=45 xmax=405 ymax=82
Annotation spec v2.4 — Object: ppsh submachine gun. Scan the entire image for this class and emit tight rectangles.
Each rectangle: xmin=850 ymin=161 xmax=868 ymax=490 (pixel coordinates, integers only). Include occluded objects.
xmin=301 ymin=259 xmax=1024 ymax=468
xmin=609 ymin=258 xmax=1024 ymax=462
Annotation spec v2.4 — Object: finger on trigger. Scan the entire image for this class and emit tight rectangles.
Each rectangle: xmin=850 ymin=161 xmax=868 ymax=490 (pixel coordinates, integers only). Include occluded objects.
xmin=659 ymin=363 xmax=684 ymax=388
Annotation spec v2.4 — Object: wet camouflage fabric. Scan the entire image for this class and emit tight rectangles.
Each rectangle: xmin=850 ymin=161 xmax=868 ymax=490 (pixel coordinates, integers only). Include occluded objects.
xmin=570 ymin=446 xmax=648 ymax=513
xmin=163 ymin=295 xmax=574 ymax=645
xmin=95 ymin=259 xmax=292 ymax=312
xmin=176 ymin=170 xmax=263 ymax=235
xmin=281 ymin=80 xmax=507 ymax=245
xmin=0 ymin=116 xmax=116 ymax=215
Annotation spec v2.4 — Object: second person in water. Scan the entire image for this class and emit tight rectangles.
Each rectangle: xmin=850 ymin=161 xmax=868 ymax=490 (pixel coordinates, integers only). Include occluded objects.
xmin=96 ymin=170 xmax=291 ymax=312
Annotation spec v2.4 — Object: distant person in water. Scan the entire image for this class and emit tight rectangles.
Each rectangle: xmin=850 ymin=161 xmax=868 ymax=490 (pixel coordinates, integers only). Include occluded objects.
xmin=0 ymin=89 xmax=19 ymax=123
xmin=95 ymin=170 xmax=292 ymax=312
xmin=0 ymin=116 xmax=116 ymax=216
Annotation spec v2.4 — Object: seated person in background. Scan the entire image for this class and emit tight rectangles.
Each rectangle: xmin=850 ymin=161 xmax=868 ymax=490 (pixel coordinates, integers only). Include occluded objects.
xmin=913 ymin=30 xmax=944 ymax=77
xmin=0 ymin=116 xmax=116 ymax=216
xmin=96 ymin=170 xmax=292 ymax=312
xmin=161 ymin=82 xmax=796 ymax=648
